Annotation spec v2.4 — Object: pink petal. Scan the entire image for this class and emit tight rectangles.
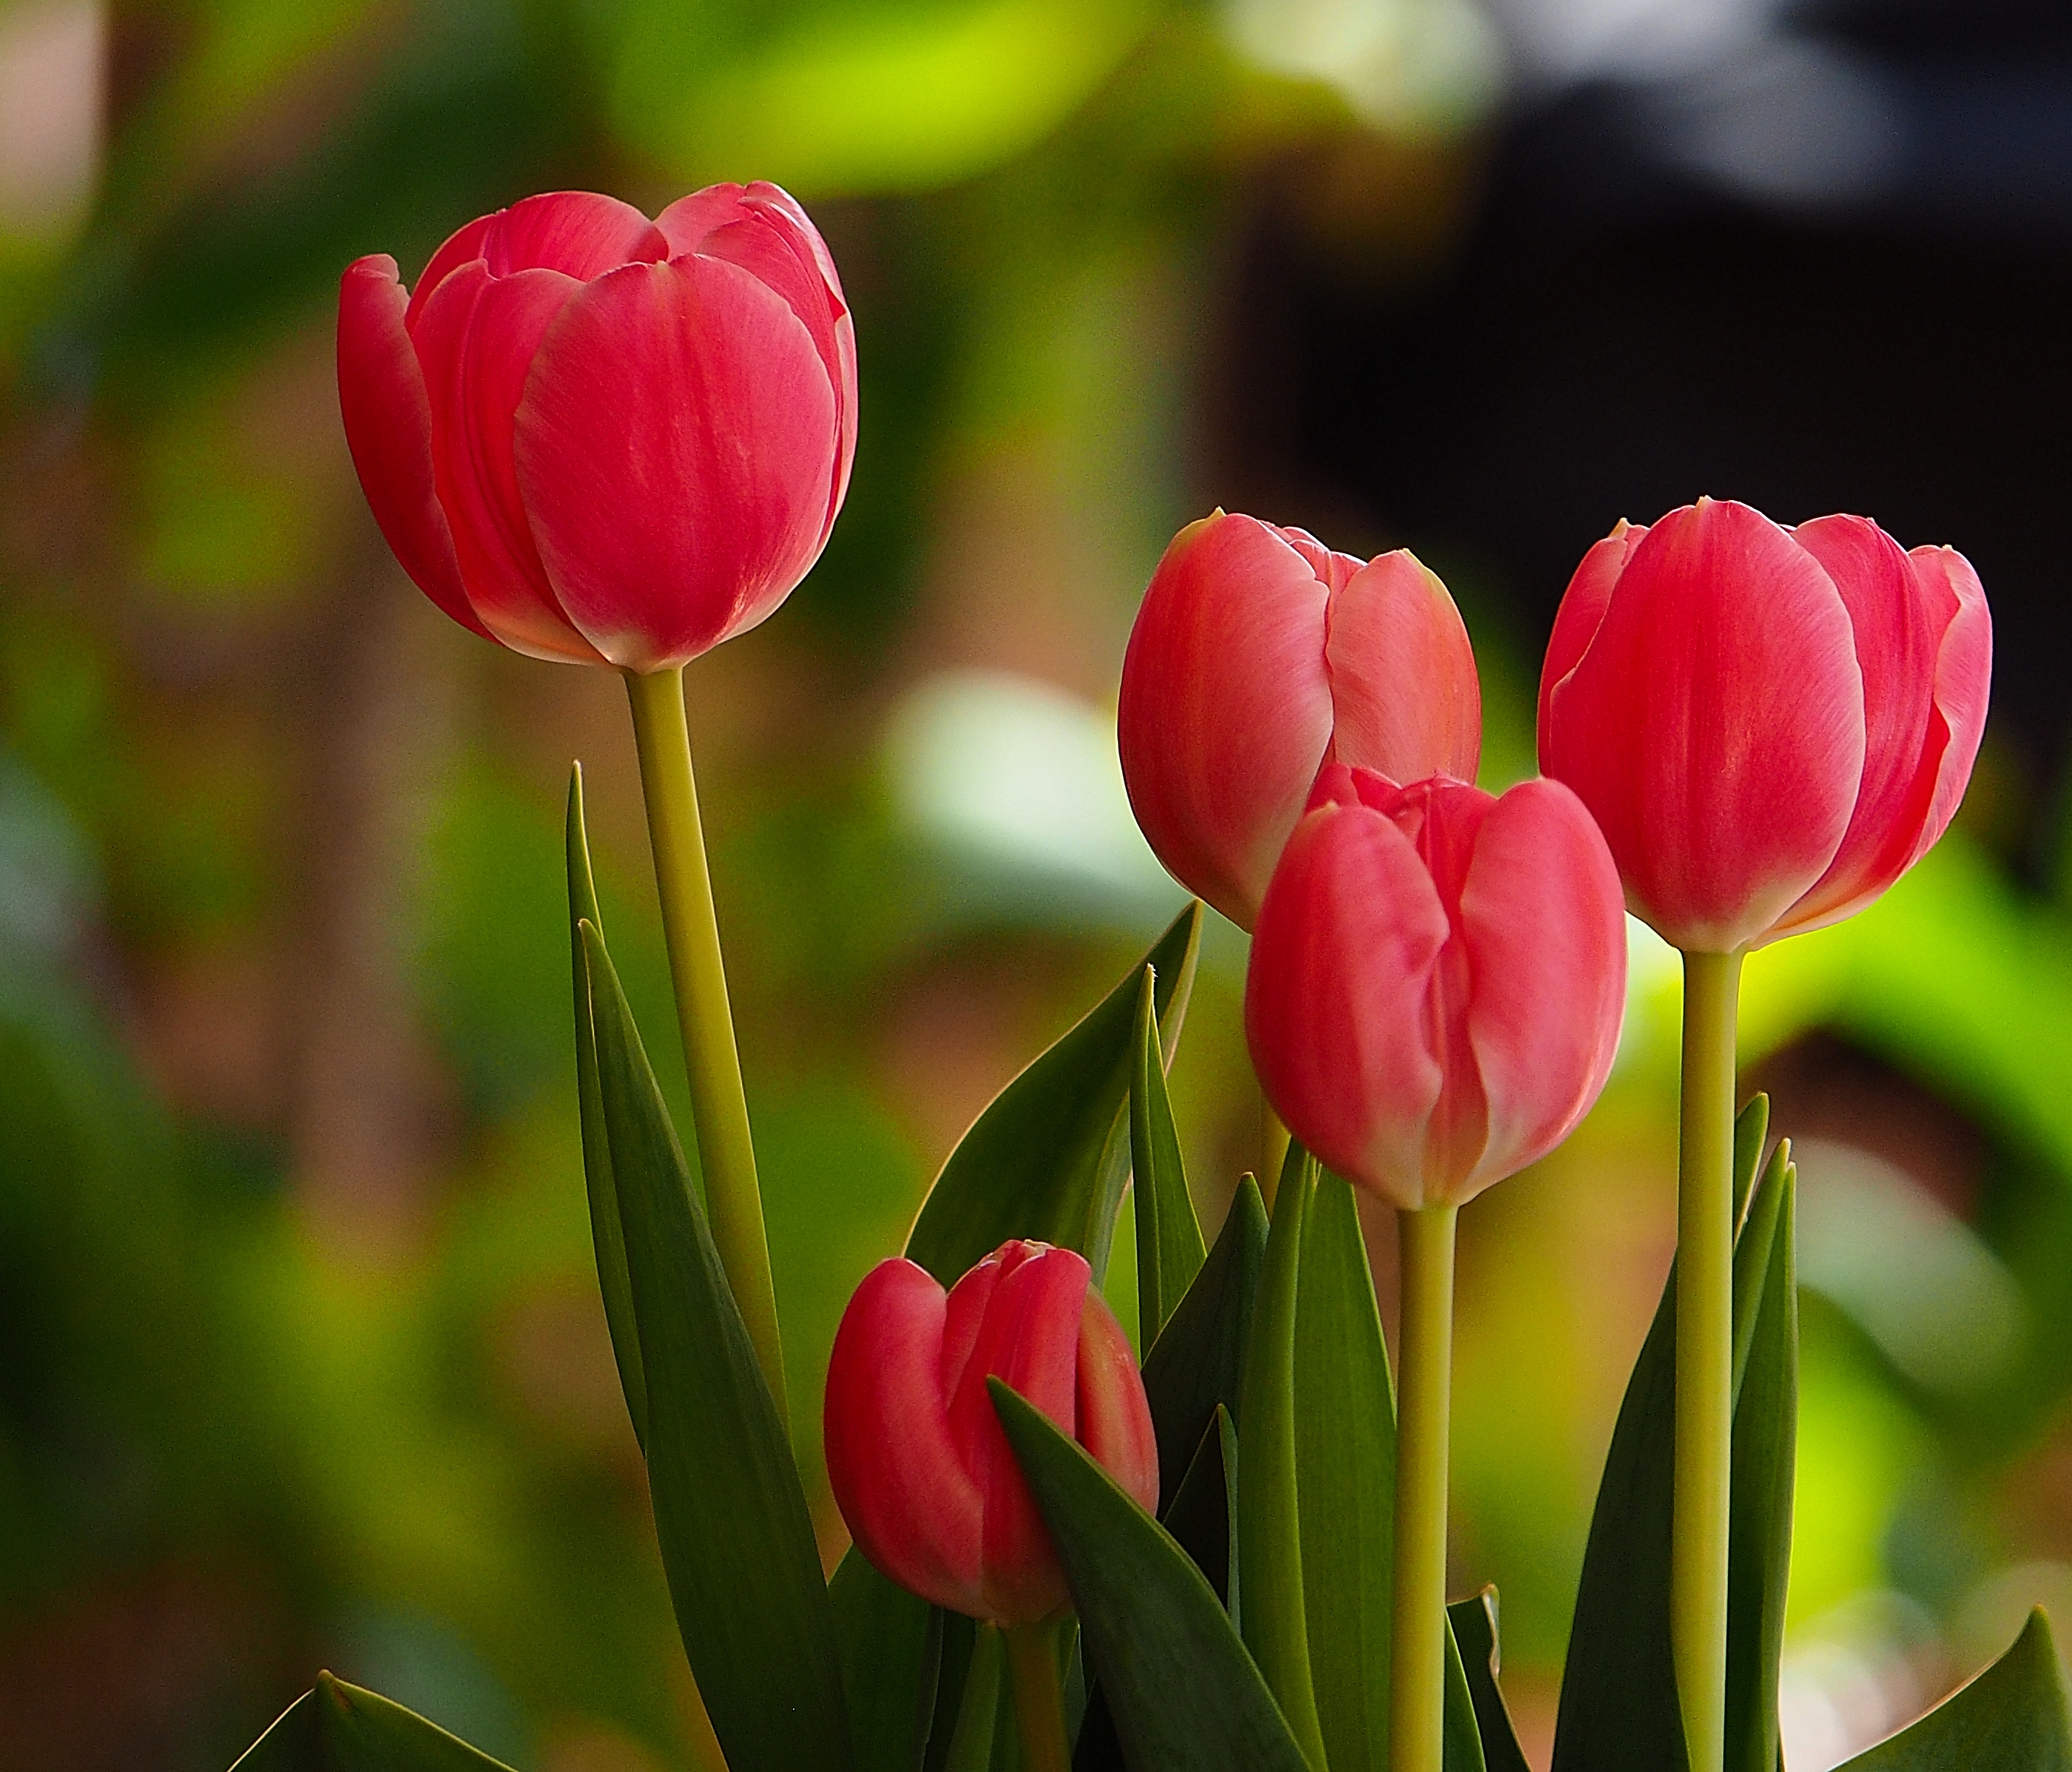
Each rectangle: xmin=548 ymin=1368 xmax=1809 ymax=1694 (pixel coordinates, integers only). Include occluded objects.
xmin=405 ymin=213 xmax=494 ymax=331
xmin=1272 ymin=524 xmax=1363 ymax=593
xmin=1542 ymin=499 xmax=1865 ymax=951
xmin=1903 ymin=545 xmax=1992 ymax=866
xmin=514 ymin=255 xmax=842 ymax=673
xmin=337 ymin=255 xmax=487 ymax=641
xmin=482 ymin=189 xmax=667 ymax=279
xmin=1117 ymin=513 xmax=1335 ymax=929
xmin=1457 ymin=778 xmax=1627 ymax=1196
xmin=1076 ymin=1293 xmax=1159 ymax=1516
xmin=1536 ymin=519 xmax=1643 ymax=768
xmin=1324 ymin=550 xmax=1482 ymax=786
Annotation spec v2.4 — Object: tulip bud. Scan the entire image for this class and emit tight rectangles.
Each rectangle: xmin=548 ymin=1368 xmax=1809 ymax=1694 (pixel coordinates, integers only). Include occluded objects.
xmin=1246 ymin=765 xmax=1627 ymax=1210
xmin=1118 ymin=512 xmax=1482 ymax=930
xmin=1537 ymin=498 xmax=1991 ymax=953
xmin=823 ymin=1240 xmax=1157 ymax=1626
xmin=338 ymin=184 xmax=857 ymax=673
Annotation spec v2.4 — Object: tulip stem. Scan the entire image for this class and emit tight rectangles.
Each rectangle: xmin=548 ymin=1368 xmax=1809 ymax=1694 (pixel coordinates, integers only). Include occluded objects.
xmin=623 ymin=666 xmax=786 ymax=1419
xmin=1673 ymin=949 xmax=1743 ymax=1772
xmin=1391 ymin=1202 xmax=1457 ymax=1772
xmin=1005 ymin=1622 xmax=1070 ymax=1772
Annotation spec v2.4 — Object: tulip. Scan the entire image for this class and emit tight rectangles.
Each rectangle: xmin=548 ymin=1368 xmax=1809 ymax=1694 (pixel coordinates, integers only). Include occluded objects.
xmin=823 ymin=1239 xmax=1157 ymax=1628
xmin=338 ymin=183 xmax=857 ymax=675
xmin=1118 ymin=512 xmax=1482 ymax=931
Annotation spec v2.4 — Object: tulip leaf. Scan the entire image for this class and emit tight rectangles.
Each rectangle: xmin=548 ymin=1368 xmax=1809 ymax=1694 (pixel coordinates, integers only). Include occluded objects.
xmin=922 ymin=1616 xmax=978 ymax=1772
xmin=1448 ymin=1591 xmax=1533 ymax=1772
xmin=1130 ymin=966 xmax=1206 ymax=1344
xmin=990 ymin=1380 xmax=1312 ymax=1772
xmin=1295 ymin=1170 xmax=1396 ymax=1772
xmin=581 ymin=923 xmax=854 ymax=1772
xmin=228 ymin=1673 xmax=516 ymax=1771
xmin=1445 ymin=1622 xmax=1488 ymax=1772
xmin=1141 ymin=1174 xmax=1268 ymax=1516
xmin=831 ymin=1550 xmax=943 ymax=1772
xmin=567 ymin=764 xmax=647 ymax=1450
xmin=1550 ymin=1097 xmax=1789 ymax=1772
xmin=905 ymin=902 xmax=1202 ymax=1286
xmin=1835 ymin=1609 xmax=2072 ymax=1769
xmin=1238 ymin=1145 xmax=1329 ymax=1769
xmin=940 ymin=1624 xmax=1006 ymax=1772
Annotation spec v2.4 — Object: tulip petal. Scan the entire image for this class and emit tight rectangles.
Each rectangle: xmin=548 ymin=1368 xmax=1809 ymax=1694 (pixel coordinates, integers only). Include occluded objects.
xmin=1118 ymin=515 xmax=1335 ymax=929
xmin=1457 ymin=778 xmax=1627 ymax=1196
xmin=482 ymin=189 xmax=667 ymax=279
xmin=336 ymin=255 xmax=487 ymax=641
xmin=1543 ymin=499 xmax=1864 ymax=951
xmin=1323 ymin=550 xmax=1482 ymax=786
xmin=1246 ymin=802 xmax=1450 ymax=1207
xmin=514 ymin=256 xmax=840 ymax=673
xmin=1536 ymin=520 xmax=1643 ymax=767
xmin=1076 ymin=1293 xmax=1161 ymax=1516
xmin=1905 ymin=545 xmax=1992 ymax=864
xmin=825 ymin=1260 xmax=986 ymax=1617
xmin=1272 ymin=524 xmax=1363 ymax=593
xmin=405 ymin=213 xmax=494 ymax=330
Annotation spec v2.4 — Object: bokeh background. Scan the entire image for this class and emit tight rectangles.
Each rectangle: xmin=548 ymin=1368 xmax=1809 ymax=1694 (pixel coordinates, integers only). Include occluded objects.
xmin=1 ymin=0 xmax=2070 ymax=1766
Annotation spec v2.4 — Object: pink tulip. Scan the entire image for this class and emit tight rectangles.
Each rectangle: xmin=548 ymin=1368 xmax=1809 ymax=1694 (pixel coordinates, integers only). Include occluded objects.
xmin=824 ymin=1239 xmax=1157 ymax=1626
xmin=1538 ymin=499 xmax=1991 ymax=953
xmin=337 ymin=184 xmax=857 ymax=673
xmin=1118 ymin=512 xmax=1482 ymax=930
xmin=1246 ymin=765 xmax=1627 ymax=1210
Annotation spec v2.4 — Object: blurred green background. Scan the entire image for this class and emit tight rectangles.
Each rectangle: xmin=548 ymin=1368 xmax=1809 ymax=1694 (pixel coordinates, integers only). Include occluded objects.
xmin=1 ymin=1 xmax=2070 ymax=1768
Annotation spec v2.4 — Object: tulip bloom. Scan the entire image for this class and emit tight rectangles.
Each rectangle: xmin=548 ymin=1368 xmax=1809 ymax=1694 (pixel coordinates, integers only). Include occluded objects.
xmin=1537 ymin=499 xmax=1991 ymax=954
xmin=1245 ymin=764 xmax=1627 ymax=1210
xmin=1118 ymin=513 xmax=1482 ymax=930
xmin=824 ymin=1239 xmax=1157 ymax=1626
xmin=338 ymin=183 xmax=857 ymax=673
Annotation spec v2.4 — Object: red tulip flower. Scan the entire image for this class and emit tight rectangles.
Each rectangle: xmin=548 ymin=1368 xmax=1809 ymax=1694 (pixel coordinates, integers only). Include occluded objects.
xmin=824 ymin=1239 xmax=1157 ymax=1626
xmin=1537 ymin=499 xmax=1991 ymax=954
xmin=1246 ymin=764 xmax=1627 ymax=1210
xmin=337 ymin=184 xmax=857 ymax=673
xmin=1118 ymin=512 xmax=1482 ymax=930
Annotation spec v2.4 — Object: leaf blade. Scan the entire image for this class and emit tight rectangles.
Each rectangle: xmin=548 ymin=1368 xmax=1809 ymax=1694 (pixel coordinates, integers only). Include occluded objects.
xmin=1131 ymin=966 xmax=1206 ymax=1343
xmin=229 ymin=1674 xmax=519 ymax=1771
xmin=1448 ymin=1593 xmax=1533 ymax=1772
xmin=1838 ymin=1610 xmax=2072 ymax=1770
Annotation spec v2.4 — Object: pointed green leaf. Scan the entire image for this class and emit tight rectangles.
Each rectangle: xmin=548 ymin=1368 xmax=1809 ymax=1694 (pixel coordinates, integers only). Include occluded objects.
xmin=1296 ymin=1170 xmax=1396 ymax=1772
xmin=581 ymin=923 xmax=853 ymax=1771
xmin=1732 ymin=1093 xmax=1771 ymax=1227
xmin=990 ymin=1381 xmax=1312 ymax=1772
xmin=923 ymin=1617 xmax=978 ymax=1772
xmin=1448 ymin=1593 xmax=1533 ymax=1772
xmin=567 ymin=764 xmax=647 ymax=1449
xmin=905 ymin=903 xmax=1202 ymax=1285
xmin=1838 ymin=1610 xmax=2072 ymax=1769
xmin=1444 ymin=1620 xmax=1488 ymax=1772
xmin=229 ymin=1674 xmax=516 ymax=1771
xmin=831 ymin=1549 xmax=943 ymax=1772
xmin=941 ymin=1624 xmax=1006 ymax=1772
xmin=1130 ymin=966 xmax=1206 ymax=1344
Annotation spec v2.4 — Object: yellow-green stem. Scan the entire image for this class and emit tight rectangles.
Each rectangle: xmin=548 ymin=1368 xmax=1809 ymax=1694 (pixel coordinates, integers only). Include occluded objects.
xmin=624 ymin=667 xmax=786 ymax=1418
xmin=1673 ymin=949 xmax=1743 ymax=1772
xmin=1005 ymin=1623 xmax=1070 ymax=1772
xmin=1391 ymin=1202 xmax=1457 ymax=1772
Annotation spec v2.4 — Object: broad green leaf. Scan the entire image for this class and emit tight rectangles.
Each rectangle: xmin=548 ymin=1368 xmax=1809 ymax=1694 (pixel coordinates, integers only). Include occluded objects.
xmin=1238 ymin=1145 xmax=1328 ymax=1768
xmin=991 ymin=1381 xmax=1311 ymax=1772
xmin=581 ymin=924 xmax=853 ymax=1771
xmin=905 ymin=903 xmax=1201 ymax=1286
xmin=1448 ymin=1592 xmax=1532 ymax=1772
xmin=567 ymin=764 xmax=646 ymax=1449
xmin=1130 ymin=966 xmax=1206 ymax=1344
xmin=1838 ymin=1609 xmax=2072 ymax=1769
xmin=1295 ymin=1171 xmax=1396 ymax=1772
xmin=229 ymin=1673 xmax=515 ymax=1771
xmin=831 ymin=1549 xmax=942 ymax=1772
xmin=1141 ymin=1175 xmax=1268 ymax=1515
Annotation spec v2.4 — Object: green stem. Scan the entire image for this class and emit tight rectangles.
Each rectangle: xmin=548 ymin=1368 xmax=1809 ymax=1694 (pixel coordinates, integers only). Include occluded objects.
xmin=623 ymin=667 xmax=786 ymax=1418
xmin=1005 ymin=1623 xmax=1070 ymax=1772
xmin=1673 ymin=949 xmax=1743 ymax=1772
xmin=1391 ymin=1203 xmax=1457 ymax=1772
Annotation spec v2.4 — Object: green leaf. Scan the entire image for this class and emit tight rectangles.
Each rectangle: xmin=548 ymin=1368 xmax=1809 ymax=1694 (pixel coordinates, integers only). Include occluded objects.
xmin=567 ymin=764 xmax=647 ymax=1449
xmin=1238 ymin=1145 xmax=1328 ymax=1769
xmin=905 ymin=903 xmax=1202 ymax=1286
xmin=581 ymin=923 xmax=854 ymax=1771
xmin=229 ymin=1674 xmax=516 ymax=1771
xmin=990 ymin=1381 xmax=1312 ymax=1772
xmin=1448 ymin=1593 xmax=1532 ymax=1772
xmin=940 ymin=1623 xmax=1006 ymax=1772
xmin=1130 ymin=966 xmax=1207 ymax=1344
xmin=831 ymin=1550 xmax=943 ymax=1772
xmin=1295 ymin=1170 xmax=1396 ymax=1772
xmin=1838 ymin=1609 xmax=2072 ymax=1769
xmin=1444 ymin=1620 xmax=1488 ymax=1772
xmin=1141 ymin=1175 xmax=1268 ymax=1515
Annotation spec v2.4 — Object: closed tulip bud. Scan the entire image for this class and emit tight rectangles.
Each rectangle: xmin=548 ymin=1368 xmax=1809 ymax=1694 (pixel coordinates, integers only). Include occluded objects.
xmin=1118 ymin=512 xmax=1482 ymax=931
xmin=338 ymin=184 xmax=857 ymax=673
xmin=824 ymin=1240 xmax=1156 ymax=1626
xmin=1246 ymin=765 xmax=1627 ymax=1210
xmin=1538 ymin=498 xmax=1991 ymax=954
